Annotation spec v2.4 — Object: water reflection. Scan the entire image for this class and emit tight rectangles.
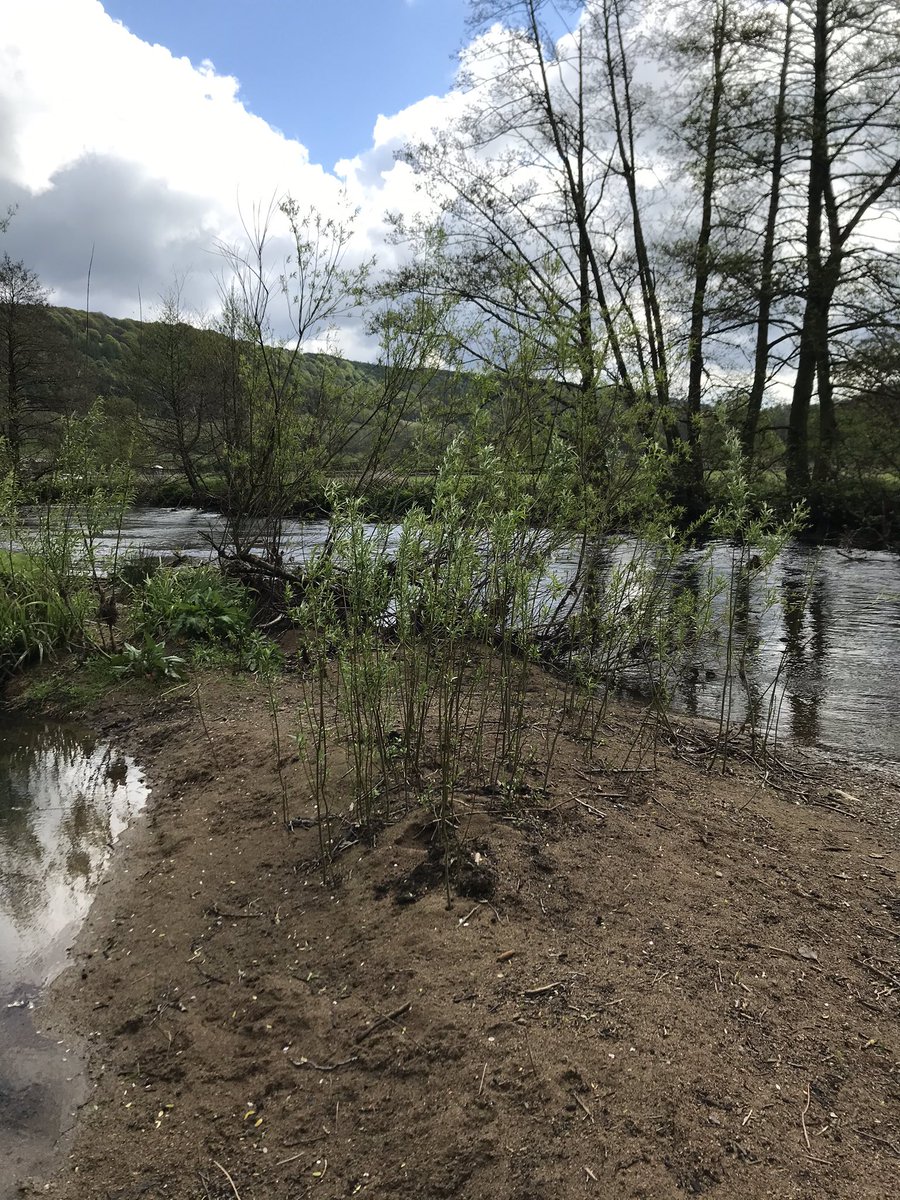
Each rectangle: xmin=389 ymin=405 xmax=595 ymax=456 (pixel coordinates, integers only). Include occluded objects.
xmin=545 ymin=538 xmax=899 ymax=765
xmin=681 ymin=547 xmax=896 ymax=762
xmin=0 ymin=722 xmax=147 ymax=988
xmin=0 ymin=720 xmax=148 ymax=1190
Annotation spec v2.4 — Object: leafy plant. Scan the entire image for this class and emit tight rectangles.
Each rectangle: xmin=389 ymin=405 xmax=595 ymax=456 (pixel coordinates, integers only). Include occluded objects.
xmin=132 ymin=565 xmax=253 ymax=644
xmin=109 ymin=636 xmax=186 ymax=682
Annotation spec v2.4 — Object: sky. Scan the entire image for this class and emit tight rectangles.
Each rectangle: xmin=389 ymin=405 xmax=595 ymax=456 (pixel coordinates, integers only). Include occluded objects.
xmin=0 ymin=0 xmax=494 ymax=357
xmin=99 ymin=1 xmax=469 ymax=168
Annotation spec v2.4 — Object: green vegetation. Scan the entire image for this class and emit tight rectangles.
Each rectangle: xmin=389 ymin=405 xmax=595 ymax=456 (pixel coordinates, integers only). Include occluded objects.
xmin=2 ymin=2 xmax=898 ymax=890
xmin=0 ymin=290 xmax=895 ymax=538
xmin=2 ymin=389 xmax=809 ymax=892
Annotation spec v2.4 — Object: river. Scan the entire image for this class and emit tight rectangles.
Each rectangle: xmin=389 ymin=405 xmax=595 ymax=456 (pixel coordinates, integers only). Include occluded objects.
xmin=78 ymin=506 xmax=899 ymax=768
xmin=1 ymin=505 xmax=897 ymax=1188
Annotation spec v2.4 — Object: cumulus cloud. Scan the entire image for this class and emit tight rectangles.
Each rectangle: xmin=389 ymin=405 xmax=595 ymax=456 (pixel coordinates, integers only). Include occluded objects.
xmin=0 ymin=0 xmax=458 ymax=355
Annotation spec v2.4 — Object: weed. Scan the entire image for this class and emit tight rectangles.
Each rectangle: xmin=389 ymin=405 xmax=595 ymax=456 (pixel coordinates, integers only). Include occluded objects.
xmin=109 ymin=637 xmax=187 ymax=682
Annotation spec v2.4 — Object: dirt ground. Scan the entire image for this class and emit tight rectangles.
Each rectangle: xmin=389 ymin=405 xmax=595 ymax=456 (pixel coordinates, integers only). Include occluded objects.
xmin=13 ymin=668 xmax=900 ymax=1199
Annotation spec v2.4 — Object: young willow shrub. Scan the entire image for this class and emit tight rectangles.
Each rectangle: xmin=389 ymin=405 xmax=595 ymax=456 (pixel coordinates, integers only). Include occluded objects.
xmin=289 ymin=437 xmax=589 ymax=888
xmin=0 ymin=409 xmax=135 ymax=673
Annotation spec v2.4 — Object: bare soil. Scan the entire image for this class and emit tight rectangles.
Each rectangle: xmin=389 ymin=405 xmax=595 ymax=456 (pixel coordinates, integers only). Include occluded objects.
xmin=14 ymin=670 xmax=900 ymax=1199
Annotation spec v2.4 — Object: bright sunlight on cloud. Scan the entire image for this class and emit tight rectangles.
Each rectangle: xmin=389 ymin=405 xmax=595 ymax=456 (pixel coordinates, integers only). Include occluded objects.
xmin=0 ymin=0 xmax=460 ymax=356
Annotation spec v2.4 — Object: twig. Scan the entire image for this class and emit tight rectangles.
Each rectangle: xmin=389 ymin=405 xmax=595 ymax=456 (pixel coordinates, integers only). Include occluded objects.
xmin=276 ymin=1152 xmax=305 ymax=1167
xmin=478 ymin=1062 xmax=488 ymax=1096
xmin=192 ymin=961 xmax=228 ymax=986
xmin=458 ymin=904 xmax=481 ymax=925
xmin=801 ymin=1083 xmax=811 ymax=1151
xmin=290 ymin=1055 xmax=358 ymax=1072
xmin=525 ymin=1032 xmax=541 ymax=1080
xmin=354 ymin=1001 xmax=412 ymax=1042
xmin=213 ymin=1161 xmax=242 ymax=1200
xmin=208 ymin=905 xmax=263 ymax=920
xmin=575 ymin=797 xmax=607 ymax=819
xmin=281 ymin=1133 xmax=328 ymax=1149
xmin=523 ymin=981 xmax=564 ymax=998
xmin=852 ymin=1128 xmax=900 ymax=1158
xmin=573 ymin=1092 xmax=595 ymax=1123
xmin=856 ymin=958 xmax=900 ymax=987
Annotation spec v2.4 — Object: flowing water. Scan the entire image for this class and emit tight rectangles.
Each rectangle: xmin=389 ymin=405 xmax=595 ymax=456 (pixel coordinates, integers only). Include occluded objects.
xmin=78 ymin=506 xmax=899 ymax=766
xmin=0 ymin=721 xmax=147 ymax=1192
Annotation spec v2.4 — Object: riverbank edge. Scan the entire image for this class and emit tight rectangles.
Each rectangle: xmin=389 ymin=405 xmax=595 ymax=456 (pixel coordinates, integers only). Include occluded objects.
xmin=5 ymin=667 xmax=899 ymax=1199
xmin=22 ymin=471 xmax=900 ymax=550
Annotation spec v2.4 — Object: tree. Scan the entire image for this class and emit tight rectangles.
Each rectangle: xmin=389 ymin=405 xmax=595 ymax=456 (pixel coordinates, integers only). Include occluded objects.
xmin=0 ymin=253 xmax=51 ymax=470
xmin=135 ymin=281 xmax=215 ymax=504
xmin=210 ymin=197 xmax=373 ymax=556
xmin=785 ymin=0 xmax=900 ymax=492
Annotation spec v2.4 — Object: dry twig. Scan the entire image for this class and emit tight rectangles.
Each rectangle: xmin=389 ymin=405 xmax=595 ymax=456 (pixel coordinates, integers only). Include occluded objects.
xmin=524 ymin=981 xmax=564 ymax=998
xmin=290 ymin=1055 xmax=358 ymax=1072
xmin=801 ymin=1083 xmax=811 ymax=1151
xmin=213 ymin=1161 xmax=242 ymax=1200
xmin=354 ymin=1001 xmax=412 ymax=1042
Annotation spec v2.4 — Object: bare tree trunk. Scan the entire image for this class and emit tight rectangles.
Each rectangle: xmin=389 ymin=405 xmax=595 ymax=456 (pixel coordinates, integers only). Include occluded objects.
xmin=743 ymin=0 xmax=793 ymax=464
xmin=685 ymin=0 xmax=729 ymax=488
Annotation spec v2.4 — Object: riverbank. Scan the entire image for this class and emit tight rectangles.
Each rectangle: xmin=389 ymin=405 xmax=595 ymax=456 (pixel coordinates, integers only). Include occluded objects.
xmin=7 ymin=666 xmax=897 ymax=1199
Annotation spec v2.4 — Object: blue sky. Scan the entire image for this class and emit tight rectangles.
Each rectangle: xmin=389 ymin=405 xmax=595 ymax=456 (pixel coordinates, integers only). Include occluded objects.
xmin=100 ymin=0 xmax=469 ymax=167
xmin=0 ymin=0 xmax=575 ymax=354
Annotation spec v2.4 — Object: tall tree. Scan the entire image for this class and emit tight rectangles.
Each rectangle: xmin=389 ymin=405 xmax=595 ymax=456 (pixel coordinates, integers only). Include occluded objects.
xmin=0 ymin=253 xmax=50 ymax=470
xmin=786 ymin=0 xmax=900 ymax=492
xmin=403 ymin=0 xmax=698 ymax=492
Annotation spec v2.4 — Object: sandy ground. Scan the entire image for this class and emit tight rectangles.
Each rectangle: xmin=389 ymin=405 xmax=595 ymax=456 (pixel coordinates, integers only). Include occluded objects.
xmin=11 ymin=668 xmax=899 ymax=1199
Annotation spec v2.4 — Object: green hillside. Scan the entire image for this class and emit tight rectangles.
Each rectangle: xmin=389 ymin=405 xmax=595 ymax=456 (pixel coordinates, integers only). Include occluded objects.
xmin=45 ymin=305 xmax=388 ymax=405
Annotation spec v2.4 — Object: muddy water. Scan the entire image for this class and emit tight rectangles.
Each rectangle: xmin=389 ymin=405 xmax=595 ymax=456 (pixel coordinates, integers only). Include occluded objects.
xmin=0 ymin=721 xmax=147 ymax=1193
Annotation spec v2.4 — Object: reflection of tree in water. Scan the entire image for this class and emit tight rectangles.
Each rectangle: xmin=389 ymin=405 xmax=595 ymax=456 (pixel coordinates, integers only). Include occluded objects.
xmin=703 ymin=557 xmax=769 ymax=746
xmin=780 ymin=566 xmax=828 ymax=746
xmin=0 ymin=750 xmax=51 ymax=928
xmin=59 ymin=746 xmax=119 ymax=887
xmin=0 ymin=724 xmax=145 ymax=950
xmin=105 ymin=755 xmax=129 ymax=790
xmin=670 ymin=558 xmax=704 ymax=717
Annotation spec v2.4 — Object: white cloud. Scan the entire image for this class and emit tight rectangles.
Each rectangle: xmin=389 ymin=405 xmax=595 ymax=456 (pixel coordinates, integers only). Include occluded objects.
xmin=0 ymin=0 xmax=456 ymax=357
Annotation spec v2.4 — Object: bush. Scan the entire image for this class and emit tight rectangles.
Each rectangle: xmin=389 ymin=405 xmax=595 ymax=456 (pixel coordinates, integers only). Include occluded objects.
xmin=131 ymin=565 xmax=254 ymax=645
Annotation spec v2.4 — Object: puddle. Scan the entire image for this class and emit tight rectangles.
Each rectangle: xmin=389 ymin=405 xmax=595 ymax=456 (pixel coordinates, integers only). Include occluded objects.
xmin=0 ymin=717 xmax=148 ymax=1192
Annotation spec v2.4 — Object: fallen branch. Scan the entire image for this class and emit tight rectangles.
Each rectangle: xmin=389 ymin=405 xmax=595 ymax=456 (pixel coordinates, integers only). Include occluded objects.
xmin=354 ymin=1001 xmax=412 ymax=1042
